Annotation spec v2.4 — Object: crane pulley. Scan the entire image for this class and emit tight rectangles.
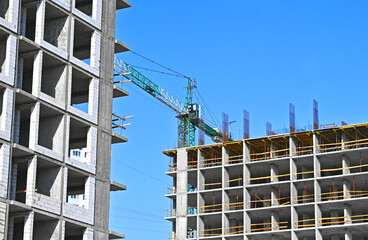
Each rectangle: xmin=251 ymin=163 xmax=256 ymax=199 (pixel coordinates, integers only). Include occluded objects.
xmin=114 ymin=56 xmax=230 ymax=147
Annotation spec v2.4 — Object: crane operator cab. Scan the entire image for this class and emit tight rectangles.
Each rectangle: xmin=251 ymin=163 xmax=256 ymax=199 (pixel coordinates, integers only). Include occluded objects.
xmin=187 ymin=104 xmax=201 ymax=119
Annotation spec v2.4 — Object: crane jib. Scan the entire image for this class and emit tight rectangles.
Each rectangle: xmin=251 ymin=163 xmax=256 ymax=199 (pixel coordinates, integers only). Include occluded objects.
xmin=113 ymin=56 xmax=229 ymax=145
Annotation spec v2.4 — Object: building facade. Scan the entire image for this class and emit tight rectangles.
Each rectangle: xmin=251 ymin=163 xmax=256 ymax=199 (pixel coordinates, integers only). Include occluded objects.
xmin=164 ymin=123 xmax=368 ymax=240
xmin=0 ymin=0 xmax=130 ymax=239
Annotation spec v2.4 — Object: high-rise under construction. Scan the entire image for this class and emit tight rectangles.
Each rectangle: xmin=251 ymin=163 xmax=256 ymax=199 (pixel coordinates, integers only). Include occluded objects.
xmin=0 ymin=0 xmax=130 ymax=239
xmin=164 ymin=123 xmax=368 ymax=240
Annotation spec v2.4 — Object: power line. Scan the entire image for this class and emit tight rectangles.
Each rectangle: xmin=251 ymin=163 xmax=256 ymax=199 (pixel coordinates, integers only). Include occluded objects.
xmin=110 ymin=215 xmax=167 ymax=224
xmin=130 ymin=50 xmax=189 ymax=78
xmin=110 ymin=226 xmax=168 ymax=233
xmin=129 ymin=64 xmax=186 ymax=78
xmin=110 ymin=206 xmax=163 ymax=219
xmin=111 ymin=159 xmax=170 ymax=186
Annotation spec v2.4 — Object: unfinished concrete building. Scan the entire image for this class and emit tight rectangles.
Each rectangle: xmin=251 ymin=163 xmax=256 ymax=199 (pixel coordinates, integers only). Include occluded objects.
xmin=164 ymin=123 xmax=368 ymax=240
xmin=0 ymin=0 xmax=131 ymax=239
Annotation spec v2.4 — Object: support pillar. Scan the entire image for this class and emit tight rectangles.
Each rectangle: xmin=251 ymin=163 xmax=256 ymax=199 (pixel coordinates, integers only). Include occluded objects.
xmin=176 ymin=148 xmax=188 ymax=240
xmin=271 ymin=210 xmax=279 ymax=231
xmin=345 ymin=229 xmax=353 ymax=240
xmin=25 ymin=156 xmax=37 ymax=205
xmin=23 ymin=211 xmax=34 ymax=240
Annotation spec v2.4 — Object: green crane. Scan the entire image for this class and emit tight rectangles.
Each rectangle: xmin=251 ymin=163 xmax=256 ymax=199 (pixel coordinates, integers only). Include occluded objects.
xmin=114 ymin=56 xmax=229 ymax=147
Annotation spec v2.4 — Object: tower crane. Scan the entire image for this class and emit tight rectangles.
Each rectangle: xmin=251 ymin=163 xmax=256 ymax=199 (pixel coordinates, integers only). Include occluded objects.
xmin=114 ymin=56 xmax=231 ymax=147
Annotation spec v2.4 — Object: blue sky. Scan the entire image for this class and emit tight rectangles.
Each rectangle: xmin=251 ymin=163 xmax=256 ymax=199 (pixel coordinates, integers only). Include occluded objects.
xmin=110 ymin=1 xmax=368 ymax=239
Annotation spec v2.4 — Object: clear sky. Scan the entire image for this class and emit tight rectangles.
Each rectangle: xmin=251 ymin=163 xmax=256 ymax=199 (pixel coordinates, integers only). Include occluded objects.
xmin=110 ymin=1 xmax=368 ymax=239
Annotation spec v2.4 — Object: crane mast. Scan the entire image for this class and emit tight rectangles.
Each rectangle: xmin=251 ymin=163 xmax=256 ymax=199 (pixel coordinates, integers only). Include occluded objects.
xmin=114 ymin=56 xmax=229 ymax=147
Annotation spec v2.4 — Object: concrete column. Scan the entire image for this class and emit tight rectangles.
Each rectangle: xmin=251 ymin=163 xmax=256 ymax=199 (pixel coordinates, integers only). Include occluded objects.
xmin=28 ymin=102 xmax=40 ymax=150
xmin=290 ymin=161 xmax=297 ymax=180
xmin=62 ymin=167 xmax=68 ymax=202
xmin=7 ymin=216 xmax=14 ymax=240
xmin=176 ymin=148 xmax=188 ymax=240
xmin=87 ymin=127 xmax=97 ymax=166
xmin=270 ymin=164 xmax=279 ymax=183
xmin=16 ymin=57 xmax=24 ymax=88
xmin=244 ymin=212 xmax=251 ymax=233
xmin=270 ymin=142 xmax=275 ymax=159
xmin=10 ymin=162 xmax=17 ymax=200
xmin=31 ymin=51 xmax=42 ymax=97
xmin=343 ymin=179 xmax=351 ymax=199
xmin=26 ymin=156 xmax=37 ymax=205
xmin=91 ymin=32 xmax=101 ymax=69
xmin=291 ymin=206 xmax=297 ymax=229
xmin=83 ymin=228 xmax=93 ymax=240
xmin=271 ymin=211 xmax=279 ymax=231
xmin=290 ymin=137 xmax=296 ymax=157
xmin=60 ymin=221 xmax=65 ymax=240
xmin=315 ymin=229 xmax=323 ymax=240
xmin=345 ymin=229 xmax=353 ymax=240
xmin=7 ymin=0 xmax=20 ymax=29
xmin=92 ymin=0 xmax=102 ymax=26
xmin=0 ymin=144 xmax=9 ymax=198
xmin=271 ymin=187 xmax=279 ymax=206
xmin=315 ymin=205 xmax=322 ymax=231
xmin=23 ymin=211 xmax=34 ymax=240
xmin=290 ymin=183 xmax=297 ymax=205
xmin=244 ymin=140 xmax=250 ymax=162
xmin=0 ymin=202 xmax=6 ymax=239
xmin=34 ymin=0 xmax=45 ymax=45
xmin=313 ymin=133 xmax=320 ymax=154
xmin=344 ymin=203 xmax=352 ymax=225
xmin=342 ymin=155 xmax=350 ymax=175
xmin=88 ymin=78 xmax=99 ymax=119
xmin=12 ymin=110 xmax=21 ymax=144
xmin=20 ymin=7 xmax=27 ymax=36
xmin=85 ymin=177 xmax=95 ymax=211
xmin=341 ymin=132 xmax=348 ymax=150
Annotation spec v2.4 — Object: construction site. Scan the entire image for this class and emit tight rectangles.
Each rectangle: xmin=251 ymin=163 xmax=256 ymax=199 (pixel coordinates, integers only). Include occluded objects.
xmin=0 ymin=0 xmax=131 ymax=239
xmin=0 ymin=0 xmax=367 ymax=239
xmin=163 ymin=120 xmax=368 ymax=240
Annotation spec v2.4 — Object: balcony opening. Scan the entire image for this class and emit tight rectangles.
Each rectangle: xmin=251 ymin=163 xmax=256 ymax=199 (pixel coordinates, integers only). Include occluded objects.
xmin=41 ymin=53 xmax=67 ymax=103
xmin=188 ymin=171 xmax=197 ymax=192
xmin=70 ymin=68 xmax=92 ymax=113
xmin=0 ymin=34 xmax=7 ymax=74
xmin=75 ymin=0 xmax=93 ymax=16
xmin=225 ymin=165 xmax=243 ymax=188
xmin=200 ymin=145 xmax=222 ymax=167
xmin=73 ymin=20 xmax=93 ymax=64
xmin=201 ymin=168 xmax=222 ymax=191
xmin=38 ymin=105 xmax=64 ymax=154
xmin=67 ymin=169 xmax=87 ymax=208
xmin=225 ymin=189 xmax=243 ymax=211
xmin=0 ymin=0 xmax=9 ymax=20
xmin=200 ymin=191 xmax=222 ymax=214
xmin=33 ymin=213 xmax=60 ymax=239
xmin=35 ymin=157 xmax=61 ymax=199
xmin=225 ymin=212 xmax=243 ymax=235
xmin=12 ymin=217 xmax=25 ymax=239
xmin=65 ymin=221 xmax=86 ymax=240
xmin=44 ymin=2 xmax=69 ymax=52
xmin=200 ymin=214 xmax=222 ymax=237
xmin=13 ymin=101 xmax=32 ymax=148
xmin=20 ymin=1 xmax=37 ymax=41
xmin=13 ymin=161 xmax=28 ymax=203
xmin=225 ymin=141 xmax=243 ymax=164
xmin=68 ymin=118 xmax=90 ymax=164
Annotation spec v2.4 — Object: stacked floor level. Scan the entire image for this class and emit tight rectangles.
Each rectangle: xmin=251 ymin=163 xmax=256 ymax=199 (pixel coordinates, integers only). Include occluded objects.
xmin=0 ymin=0 xmax=131 ymax=239
xmin=164 ymin=123 xmax=368 ymax=240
